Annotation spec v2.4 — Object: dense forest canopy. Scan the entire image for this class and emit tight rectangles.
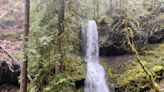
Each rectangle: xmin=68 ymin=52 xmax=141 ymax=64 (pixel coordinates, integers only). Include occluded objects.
xmin=0 ymin=0 xmax=164 ymax=92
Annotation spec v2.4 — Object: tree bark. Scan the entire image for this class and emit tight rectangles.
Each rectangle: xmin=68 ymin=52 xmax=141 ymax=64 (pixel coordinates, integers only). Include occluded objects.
xmin=57 ymin=0 xmax=65 ymax=73
xmin=96 ymin=0 xmax=99 ymax=18
xmin=93 ymin=0 xmax=96 ymax=18
xmin=110 ymin=0 xmax=113 ymax=10
xmin=152 ymin=0 xmax=155 ymax=9
xmin=109 ymin=0 xmax=113 ymax=15
xmin=58 ymin=0 xmax=65 ymax=34
xmin=20 ymin=0 xmax=30 ymax=92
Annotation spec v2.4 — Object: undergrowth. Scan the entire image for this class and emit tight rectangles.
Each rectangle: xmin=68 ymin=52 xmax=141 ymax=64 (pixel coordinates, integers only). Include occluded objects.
xmin=102 ymin=44 xmax=164 ymax=92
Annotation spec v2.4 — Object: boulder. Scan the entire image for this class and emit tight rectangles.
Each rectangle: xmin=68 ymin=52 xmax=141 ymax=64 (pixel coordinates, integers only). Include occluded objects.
xmin=148 ymin=29 xmax=164 ymax=44
xmin=0 ymin=60 xmax=20 ymax=86
xmin=0 ymin=46 xmax=20 ymax=86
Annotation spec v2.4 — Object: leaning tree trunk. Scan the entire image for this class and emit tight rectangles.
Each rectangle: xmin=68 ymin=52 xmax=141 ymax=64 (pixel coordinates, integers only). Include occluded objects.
xmin=124 ymin=12 xmax=161 ymax=92
xmin=20 ymin=0 xmax=30 ymax=92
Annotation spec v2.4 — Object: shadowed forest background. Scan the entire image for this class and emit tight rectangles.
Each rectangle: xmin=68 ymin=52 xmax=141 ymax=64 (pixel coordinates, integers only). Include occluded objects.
xmin=0 ymin=0 xmax=164 ymax=92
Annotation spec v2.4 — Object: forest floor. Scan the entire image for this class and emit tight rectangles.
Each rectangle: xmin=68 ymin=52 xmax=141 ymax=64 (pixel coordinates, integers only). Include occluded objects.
xmin=0 ymin=0 xmax=24 ymax=61
xmin=0 ymin=0 xmax=23 ymax=91
xmin=0 ymin=30 xmax=23 ymax=52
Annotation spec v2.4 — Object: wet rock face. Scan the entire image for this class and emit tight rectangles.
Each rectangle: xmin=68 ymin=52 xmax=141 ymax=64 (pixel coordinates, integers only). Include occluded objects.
xmin=160 ymin=7 xmax=164 ymax=13
xmin=99 ymin=13 xmax=140 ymax=56
xmin=0 ymin=60 xmax=20 ymax=86
xmin=148 ymin=29 xmax=164 ymax=44
xmin=99 ymin=8 xmax=164 ymax=56
xmin=75 ymin=79 xmax=85 ymax=89
xmin=100 ymin=46 xmax=128 ymax=56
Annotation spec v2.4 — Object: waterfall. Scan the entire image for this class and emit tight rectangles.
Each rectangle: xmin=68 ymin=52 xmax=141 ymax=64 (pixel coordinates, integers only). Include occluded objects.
xmin=81 ymin=20 xmax=110 ymax=92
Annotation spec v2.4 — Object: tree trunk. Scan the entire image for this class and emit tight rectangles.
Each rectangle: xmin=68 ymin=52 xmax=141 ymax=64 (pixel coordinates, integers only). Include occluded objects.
xmin=123 ymin=0 xmax=125 ymax=9
xmin=20 ymin=0 xmax=30 ymax=92
xmin=109 ymin=0 xmax=113 ymax=15
xmin=96 ymin=0 xmax=99 ymax=18
xmin=152 ymin=0 xmax=155 ymax=9
xmin=110 ymin=0 xmax=113 ymax=10
xmin=116 ymin=0 xmax=120 ymax=9
xmin=93 ymin=0 xmax=96 ymax=18
xmin=119 ymin=0 xmax=121 ymax=9
xmin=57 ymin=0 xmax=65 ymax=73
xmin=58 ymin=0 xmax=65 ymax=34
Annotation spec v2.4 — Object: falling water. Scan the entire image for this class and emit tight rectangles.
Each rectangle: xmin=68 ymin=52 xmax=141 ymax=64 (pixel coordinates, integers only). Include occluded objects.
xmin=81 ymin=20 xmax=110 ymax=92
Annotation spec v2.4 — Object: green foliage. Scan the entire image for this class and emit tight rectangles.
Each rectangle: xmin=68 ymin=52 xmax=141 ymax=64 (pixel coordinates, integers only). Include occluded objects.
xmin=44 ymin=74 xmax=75 ymax=92
xmin=27 ymin=0 xmax=164 ymax=91
xmin=27 ymin=0 xmax=87 ymax=92
xmin=63 ymin=55 xmax=86 ymax=80
xmin=104 ymin=44 xmax=164 ymax=92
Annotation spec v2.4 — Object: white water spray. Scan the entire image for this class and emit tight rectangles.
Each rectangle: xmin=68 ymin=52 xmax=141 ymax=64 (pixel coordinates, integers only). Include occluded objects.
xmin=81 ymin=20 xmax=110 ymax=92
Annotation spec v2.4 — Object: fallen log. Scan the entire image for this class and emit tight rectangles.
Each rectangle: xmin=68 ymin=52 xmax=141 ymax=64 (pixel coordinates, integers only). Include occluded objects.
xmin=0 ymin=45 xmax=19 ymax=63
